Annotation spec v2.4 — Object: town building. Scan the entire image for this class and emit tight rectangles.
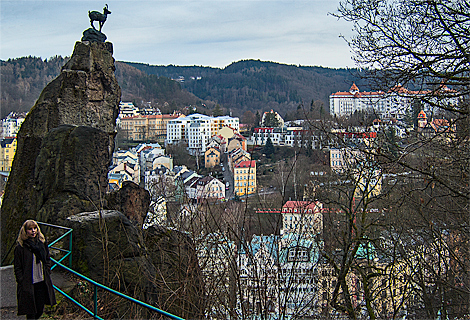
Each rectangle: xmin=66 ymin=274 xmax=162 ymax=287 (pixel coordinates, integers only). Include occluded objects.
xmin=330 ymin=128 xmax=377 ymax=148
xmin=261 ymin=109 xmax=285 ymax=127
xmin=138 ymin=143 xmax=165 ymax=172
xmin=1 ymin=112 xmax=25 ymax=138
xmin=118 ymin=102 xmax=140 ymax=118
xmin=228 ymin=148 xmax=251 ymax=172
xmin=109 ymin=162 xmax=138 ymax=185
xmin=0 ymin=137 xmax=17 ymax=172
xmin=417 ymin=110 xmax=455 ymax=140
xmin=119 ymin=112 xmax=184 ymax=143
xmin=166 ymin=114 xmax=239 ymax=155
xmin=250 ymin=126 xmax=321 ymax=149
xmin=329 ymin=148 xmax=364 ymax=173
xmin=280 ymin=200 xmax=323 ymax=236
xmin=152 ymin=154 xmax=173 ymax=171
xmin=233 ymin=160 xmax=256 ymax=196
xmin=329 ymin=83 xmax=459 ymax=119
xmin=206 ymin=135 xmax=226 ymax=153
xmin=329 ymin=148 xmax=383 ymax=198
xmin=330 ymin=83 xmax=388 ymax=117
xmin=204 ymin=147 xmax=221 ymax=168
xmin=1 ymin=112 xmax=26 ymax=139
xmin=195 ymin=176 xmax=225 ymax=201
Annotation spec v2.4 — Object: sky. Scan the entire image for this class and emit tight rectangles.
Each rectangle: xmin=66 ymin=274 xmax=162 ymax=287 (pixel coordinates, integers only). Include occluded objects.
xmin=1 ymin=0 xmax=356 ymax=69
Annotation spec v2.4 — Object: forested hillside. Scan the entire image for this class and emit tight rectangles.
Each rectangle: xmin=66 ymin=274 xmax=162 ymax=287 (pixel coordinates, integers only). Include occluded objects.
xmin=0 ymin=56 xmax=69 ymax=118
xmin=0 ymin=57 xmax=208 ymax=119
xmin=1 ymin=56 xmax=367 ymax=119
xmin=125 ymin=59 xmax=368 ymax=117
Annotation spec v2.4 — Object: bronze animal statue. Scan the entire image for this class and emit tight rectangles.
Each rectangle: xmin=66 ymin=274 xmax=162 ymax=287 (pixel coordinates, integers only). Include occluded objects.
xmin=88 ymin=4 xmax=111 ymax=32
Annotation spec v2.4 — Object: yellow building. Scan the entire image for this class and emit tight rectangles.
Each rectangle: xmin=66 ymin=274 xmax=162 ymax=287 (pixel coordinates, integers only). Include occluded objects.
xmin=0 ymin=137 xmax=17 ymax=172
xmin=120 ymin=113 xmax=184 ymax=143
xmin=353 ymin=168 xmax=382 ymax=198
xmin=204 ymin=147 xmax=221 ymax=168
xmin=234 ymin=160 xmax=256 ymax=196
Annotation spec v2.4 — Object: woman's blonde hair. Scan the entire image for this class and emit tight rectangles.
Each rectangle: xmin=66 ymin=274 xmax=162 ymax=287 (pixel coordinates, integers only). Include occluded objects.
xmin=17 ymin=220 xmax=45 ymax=246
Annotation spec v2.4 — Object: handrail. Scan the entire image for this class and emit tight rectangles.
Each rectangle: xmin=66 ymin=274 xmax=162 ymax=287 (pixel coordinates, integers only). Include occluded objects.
xmin=38 ymin=222 xmax=73 ymax=268
xmin=5 ymin=221 xmax=184 ymax=319
xmin=51 ymin=258 xmax=185 ymax=320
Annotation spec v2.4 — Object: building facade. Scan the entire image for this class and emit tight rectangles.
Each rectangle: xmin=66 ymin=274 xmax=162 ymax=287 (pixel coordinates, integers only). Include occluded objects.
xmin=0 ymin=137 xmax=17 ymax=172
xmin=166 ymin=114 xmax=239 ymax=155
xmin=119 ymin=113 xmax=184 ymax=143
xmin=1 ymin=112 xmax=26 ymax=139
xmin=204 ymin=147 xmax=221 ymax=168
xmin=234 ymin=160 xmax=256 ymax=196
xmin=281 ymin=200 xmax=323 ymax=236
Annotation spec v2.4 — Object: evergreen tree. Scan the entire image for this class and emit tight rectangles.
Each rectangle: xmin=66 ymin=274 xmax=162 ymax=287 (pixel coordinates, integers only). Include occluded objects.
xmin=264 ymin=137 xmax=275 ymax=157
xmin=255 ymin=111 xmax=261 ymax=127
xmin=404 ymin=99 xmax=423 ymax=129
xmin=262 ymin=112 xmax=281 ymax=127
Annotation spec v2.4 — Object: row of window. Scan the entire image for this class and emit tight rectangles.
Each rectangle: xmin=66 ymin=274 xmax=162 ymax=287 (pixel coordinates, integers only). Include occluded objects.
xmin=284 ymin=215 xmax=316 ymax=221
xmin=235 ymin=182 xmax=255 ymax=186
xmin=235 ymin=175 xmax=255 ymax=180
xmin=235 ymin=169 xmax=255 ymax=174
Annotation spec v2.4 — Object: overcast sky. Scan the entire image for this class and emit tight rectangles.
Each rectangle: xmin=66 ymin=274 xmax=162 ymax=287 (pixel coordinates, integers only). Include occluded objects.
xmin=1 ymin=0 xmax=355 ymax=68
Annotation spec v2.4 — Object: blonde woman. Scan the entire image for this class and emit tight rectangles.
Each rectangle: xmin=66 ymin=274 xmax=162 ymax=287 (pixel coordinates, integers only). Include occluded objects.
xmin=14 ymin=220 xmax=56 ymax=319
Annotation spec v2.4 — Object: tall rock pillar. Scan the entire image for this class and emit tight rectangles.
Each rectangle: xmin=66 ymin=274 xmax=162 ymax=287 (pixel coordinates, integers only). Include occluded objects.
xmin=1 ymin=41 xmax=121 ymax=261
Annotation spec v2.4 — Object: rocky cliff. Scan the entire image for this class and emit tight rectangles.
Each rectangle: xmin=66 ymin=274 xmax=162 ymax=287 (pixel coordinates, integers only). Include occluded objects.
xmin=1 ymin=41 xmax=120 ymax=256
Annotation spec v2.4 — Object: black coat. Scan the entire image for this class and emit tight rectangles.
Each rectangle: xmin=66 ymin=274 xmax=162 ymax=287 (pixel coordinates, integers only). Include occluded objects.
xmin=14 ymin=240 xmax=57 ymax=315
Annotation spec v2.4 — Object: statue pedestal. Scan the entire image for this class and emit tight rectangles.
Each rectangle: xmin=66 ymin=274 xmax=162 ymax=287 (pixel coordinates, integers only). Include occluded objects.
xmin=82 ymin=28 xmax=107 ymax=42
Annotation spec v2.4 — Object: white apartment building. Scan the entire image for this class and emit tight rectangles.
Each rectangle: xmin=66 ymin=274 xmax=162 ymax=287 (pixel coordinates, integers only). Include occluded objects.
xmin=251 ymin=126 xmax=320 ymax=149
xmin=1 ymin=112 xmax=26 ymax=138
xmin=329 ymin=148 xmax=364 ymax=173
xmin=330 ymin=83 xmax=461 ymax=119
xmin=166 ymin=113 xmax=239 ymax=155
xmin=329 ymin=83 xmax=429 ymax=119
xmin=261 ymin=109 xmax=285 ymax=127
xmin=118 ymin=102 xmax=140 ymax=118
xmin=330 ymin=84 xmax=388 ymax=117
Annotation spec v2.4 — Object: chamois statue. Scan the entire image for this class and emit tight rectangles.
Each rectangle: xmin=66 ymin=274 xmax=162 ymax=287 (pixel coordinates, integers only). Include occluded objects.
xmin=88 ymin=4 xmax=111 ymax=32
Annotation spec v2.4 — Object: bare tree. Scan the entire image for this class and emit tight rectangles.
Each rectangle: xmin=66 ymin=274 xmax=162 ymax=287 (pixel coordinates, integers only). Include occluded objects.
xmin=312 ymin=1 xmax=470 ymax=318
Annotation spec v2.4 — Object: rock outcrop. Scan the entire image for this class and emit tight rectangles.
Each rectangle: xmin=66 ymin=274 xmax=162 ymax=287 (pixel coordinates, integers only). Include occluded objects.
xmin=1 ymin=40 xmax=120 ymax=261
xmin=65 ymin=211 xmax=205 ymax=319
xmin=65 ymin=210 xmax=155 ymax=288
xmin=106 ymin=181 xmax=151 ymax=227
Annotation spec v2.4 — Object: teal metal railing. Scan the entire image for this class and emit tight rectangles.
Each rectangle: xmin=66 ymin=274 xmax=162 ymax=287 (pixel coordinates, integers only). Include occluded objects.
xmin=51 ymin=258 xmax=185 ymax=320
xmin=39 ymin=222 xmax=185 ymax=320
xmin=38 ymin=222 xmax=73 ymax=269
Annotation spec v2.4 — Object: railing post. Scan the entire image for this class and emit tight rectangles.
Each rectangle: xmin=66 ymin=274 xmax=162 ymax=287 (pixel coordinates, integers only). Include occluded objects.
xmin=93 ymin=284 xmax=98 ymax=319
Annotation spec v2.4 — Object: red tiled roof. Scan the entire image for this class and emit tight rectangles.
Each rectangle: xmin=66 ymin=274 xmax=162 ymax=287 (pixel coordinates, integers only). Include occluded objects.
xmin=282 ymin=200 xmax=320 ymax=209
xmin=235 ymin=160 xmax=256 ymax=168
xmin=350 ymin=83 xmax=359 ymax=92
xmin=121 ymin=114 xmax=182 ymax=120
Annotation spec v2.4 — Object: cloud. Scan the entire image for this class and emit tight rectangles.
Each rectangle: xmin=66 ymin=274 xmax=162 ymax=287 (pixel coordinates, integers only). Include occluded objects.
xmin=1 ymin=0 xmax=354 ymax=68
